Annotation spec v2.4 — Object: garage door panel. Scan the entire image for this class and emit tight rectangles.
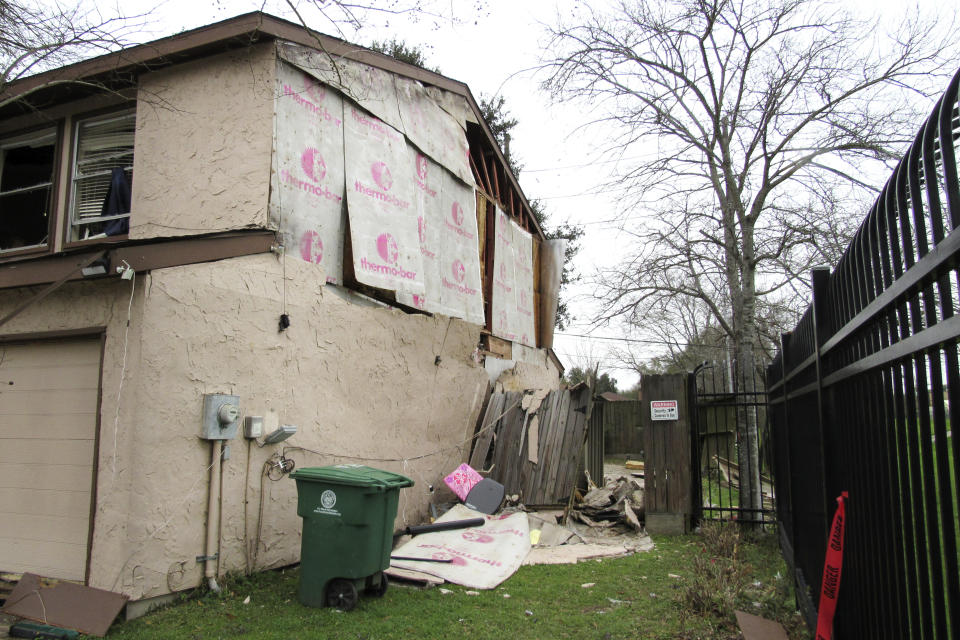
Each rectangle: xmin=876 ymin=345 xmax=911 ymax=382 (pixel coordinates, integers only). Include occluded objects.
xmin=0 ymin=536 xmax=87 ymax=581
xmin=0 ymin=363 xmax=102 ymax=391
xmin=2 ymin=513 xmax=90 ymax=545
xmin=0 ymin=341 xmax=100 ymax=366
xmin=0 ymin=388 xmax=100 ymax=416
xmin=0 ymin=487 xmax=92 ymax=519
xmin=0 ymin=463 xmax=92 ymax=491
xmin=0 ymin=336 xmax=100 ymax=583
xmin=0 ymin=414 xmax=97 ymax=440
xmin=0 ymin=439 xmax=95 ymax=465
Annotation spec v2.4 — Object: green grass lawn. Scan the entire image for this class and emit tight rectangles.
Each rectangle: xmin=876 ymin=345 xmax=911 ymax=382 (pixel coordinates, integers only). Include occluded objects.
xmin=97 ymin=531 xmax=804 ymax=640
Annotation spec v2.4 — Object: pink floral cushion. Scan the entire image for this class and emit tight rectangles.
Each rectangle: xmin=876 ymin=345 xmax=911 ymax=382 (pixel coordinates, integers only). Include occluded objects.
xmin=444 ymin=463 xmax=484 ymax=501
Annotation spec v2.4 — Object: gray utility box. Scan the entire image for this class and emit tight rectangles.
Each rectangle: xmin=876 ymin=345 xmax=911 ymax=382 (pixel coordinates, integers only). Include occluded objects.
xmin=201 ymin=393 xmax=241 ymax=440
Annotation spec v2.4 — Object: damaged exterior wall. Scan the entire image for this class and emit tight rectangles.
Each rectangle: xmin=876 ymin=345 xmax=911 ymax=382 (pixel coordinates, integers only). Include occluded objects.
xmin=0 ymin=20 xmax=562 ymax=603
xmin=130 ymin=44 xmax=276 ymax=239
xmin=488 ymin=343 xmax=563 ymax=392
xmin=0 ymin=254 xmax=492 ymax=600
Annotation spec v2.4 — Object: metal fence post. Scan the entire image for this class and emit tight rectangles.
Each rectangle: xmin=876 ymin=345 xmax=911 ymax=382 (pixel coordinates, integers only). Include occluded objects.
xmin=810 ymin=267 xmax=832 ymax=537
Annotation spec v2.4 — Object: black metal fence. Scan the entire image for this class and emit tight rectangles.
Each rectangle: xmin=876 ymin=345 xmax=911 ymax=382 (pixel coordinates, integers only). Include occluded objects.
xmin=768 ymin=69 xmax=960 ymax=637
xmin=692 ymin=359 xmax=774 ymax=527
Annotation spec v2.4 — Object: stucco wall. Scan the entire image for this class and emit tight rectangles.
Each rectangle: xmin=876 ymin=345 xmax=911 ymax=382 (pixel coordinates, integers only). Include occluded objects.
xmin=112 ymin=254 xmax=495 ymax=600
xmin=130 ymin=43 xmax=276 ymax=239
xmin=3 ymin=253 xmax=545 ymax=599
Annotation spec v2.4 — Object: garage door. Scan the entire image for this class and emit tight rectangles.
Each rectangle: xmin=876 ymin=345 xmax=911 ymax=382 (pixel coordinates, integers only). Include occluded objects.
xmin=0 ymin=335 xmax=102 ymax=582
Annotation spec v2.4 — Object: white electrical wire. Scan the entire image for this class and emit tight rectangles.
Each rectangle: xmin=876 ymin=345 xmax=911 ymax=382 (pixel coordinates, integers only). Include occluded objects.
xmin=111 ymin=263 xmax=135 ymax=482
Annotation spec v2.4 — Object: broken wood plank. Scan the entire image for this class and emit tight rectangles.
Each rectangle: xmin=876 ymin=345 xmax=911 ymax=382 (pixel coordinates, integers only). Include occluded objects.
xmin=540 ymin=390 xmax=571 ymax=504
xmin=528 ymin=390 xmax=556 ymax=505
xmin=489 ymin=393 xmax=523 ymax=492
xmin=557 ymin=385 xmax=591 ymax=499
xmin=469 ymin=392 xmax=505 ymax=471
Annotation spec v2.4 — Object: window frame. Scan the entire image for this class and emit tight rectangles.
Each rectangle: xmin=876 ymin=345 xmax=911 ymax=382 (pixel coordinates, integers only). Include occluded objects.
xmin=64 ymin=109 xmax=136 ymax=246
xmin=0 ymin=125 xmax=60 ymax=257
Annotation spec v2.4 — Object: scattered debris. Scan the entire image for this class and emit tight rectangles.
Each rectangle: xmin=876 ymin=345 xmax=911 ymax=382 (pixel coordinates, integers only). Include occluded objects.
xmin=463 ymin=477 xmax=505 ymax=514
xmin=9 ymin=621 xmax=78 ymax=639
xmin=391 ymin=505 xmax=530 ymax=589
xmin=581 ymin=583 xmax=595 ymax=588
xmin=464 ymin=591 xmax=480 ymax=596
xmin=439 ymin=588 xmax=453 ymax=595
xmin=524 ymin=543 xmax=636 ymax=566
xmin=444 ymin=463 xmax=483 ymax=501
xmin=243 ymin=596 xmax=250 ymax=604
xmin=572 ymin=476 xmax=645 ymax=532
xmin=735 ymin=610 xmax=790 ymax=640
xmin=1 ymin=573 xmax=127 ymax=637
xmin=399 ymin=518 xmax=485 ymax=536
xmin=524 ymin=610 xmax=534 ymax=616
xmin=383 ymin=566 xmax=445 ymax=587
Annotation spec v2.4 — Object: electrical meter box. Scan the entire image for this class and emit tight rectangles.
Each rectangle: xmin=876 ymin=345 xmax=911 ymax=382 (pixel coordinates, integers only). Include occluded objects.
xmin=201 ymin=393 xmax=240 ymax=440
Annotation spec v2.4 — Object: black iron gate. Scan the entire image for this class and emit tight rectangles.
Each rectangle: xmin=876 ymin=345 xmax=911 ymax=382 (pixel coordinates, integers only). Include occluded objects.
xmin=691 ymin=359 xmax=775 ymax=527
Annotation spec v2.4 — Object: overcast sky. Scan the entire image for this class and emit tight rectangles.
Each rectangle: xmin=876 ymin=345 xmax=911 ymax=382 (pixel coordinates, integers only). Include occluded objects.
xmin=120 ymin=0 xmax=952 ymax=389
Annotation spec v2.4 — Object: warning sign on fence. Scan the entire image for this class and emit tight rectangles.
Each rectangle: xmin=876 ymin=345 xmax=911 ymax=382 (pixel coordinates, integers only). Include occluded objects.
xmin=650 ymin=400 xmax=678 ymax=421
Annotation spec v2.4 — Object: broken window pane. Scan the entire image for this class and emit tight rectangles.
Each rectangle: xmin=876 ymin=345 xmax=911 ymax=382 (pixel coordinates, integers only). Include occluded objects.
xmin=71 ymin=111 xmax=135 ymax=240
xmin=0 ymin=130 xmax=55 ymax=252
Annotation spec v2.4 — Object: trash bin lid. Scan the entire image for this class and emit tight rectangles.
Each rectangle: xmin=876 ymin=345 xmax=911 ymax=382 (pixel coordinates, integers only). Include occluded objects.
xmin=291 ymin=464 xmax=414 ymax=489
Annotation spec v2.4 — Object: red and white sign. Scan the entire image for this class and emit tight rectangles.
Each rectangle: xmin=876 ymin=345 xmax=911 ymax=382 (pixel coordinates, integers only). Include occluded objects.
xmin=650 ymin=400 xmax=679 ymax=421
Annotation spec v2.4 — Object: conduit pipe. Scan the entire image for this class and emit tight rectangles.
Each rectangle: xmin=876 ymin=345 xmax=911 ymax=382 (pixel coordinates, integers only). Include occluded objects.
xmin=205 ymin=439 xmax=222 ymax=593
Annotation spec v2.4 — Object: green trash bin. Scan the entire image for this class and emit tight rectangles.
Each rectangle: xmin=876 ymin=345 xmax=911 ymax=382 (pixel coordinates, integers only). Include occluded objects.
xmin=291 ymin=464 xmax=413 ymax=610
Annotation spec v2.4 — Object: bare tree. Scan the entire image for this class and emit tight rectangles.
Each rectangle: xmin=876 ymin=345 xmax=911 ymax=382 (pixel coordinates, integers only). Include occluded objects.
xmin=282 ymin=0 xmax=487 ymax=39
xmin=541 ymin=0 xmax=959 ymax=524
xmin=0 ymin=1 xmax=147 ymax=109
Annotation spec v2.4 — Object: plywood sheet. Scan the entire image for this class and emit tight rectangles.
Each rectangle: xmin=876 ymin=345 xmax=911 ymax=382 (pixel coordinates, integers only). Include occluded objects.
xmin=2 ymin=573 xmax=127 ymax=637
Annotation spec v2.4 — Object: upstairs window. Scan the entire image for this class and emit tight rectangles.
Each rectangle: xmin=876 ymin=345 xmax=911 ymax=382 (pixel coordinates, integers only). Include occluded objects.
xmin=70 ymin=112 xmax=135 ymax=240
xmin=0 ymin=130 xmax=56 ymax=252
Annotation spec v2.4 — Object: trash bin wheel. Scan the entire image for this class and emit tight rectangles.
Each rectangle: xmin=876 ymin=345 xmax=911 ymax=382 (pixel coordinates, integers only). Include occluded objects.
xmin=326 ymin=578 xmax=359 ymax=611
xmin=366 ymin=571 xmax=389 ymax=598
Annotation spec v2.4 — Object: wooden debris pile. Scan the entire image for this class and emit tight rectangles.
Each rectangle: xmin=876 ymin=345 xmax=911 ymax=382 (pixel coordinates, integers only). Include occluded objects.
xmin=570 ymin=476 xmax=645 ymax=532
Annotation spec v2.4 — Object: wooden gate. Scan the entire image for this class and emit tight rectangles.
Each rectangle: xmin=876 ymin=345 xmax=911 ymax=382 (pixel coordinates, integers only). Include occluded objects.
xmin=642 ymin=373 xmax=695 ymax=534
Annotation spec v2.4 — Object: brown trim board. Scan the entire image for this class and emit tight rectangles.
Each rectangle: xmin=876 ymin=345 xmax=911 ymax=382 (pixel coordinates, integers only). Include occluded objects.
xmin=0 ymin=231 xmax=276 ymax=290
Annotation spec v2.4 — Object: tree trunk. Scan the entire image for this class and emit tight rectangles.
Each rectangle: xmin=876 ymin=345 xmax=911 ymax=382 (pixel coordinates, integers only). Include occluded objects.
xmin=733 ymin=218 xmax=763 ymax=529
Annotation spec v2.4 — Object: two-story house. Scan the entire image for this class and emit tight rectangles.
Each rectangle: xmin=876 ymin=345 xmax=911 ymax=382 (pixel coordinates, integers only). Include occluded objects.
xmin=0 ymin=13 xmax=564 ymax=614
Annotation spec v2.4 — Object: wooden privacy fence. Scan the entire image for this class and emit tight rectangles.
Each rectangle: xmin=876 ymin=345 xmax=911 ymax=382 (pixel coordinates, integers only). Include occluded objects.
xmin=599 ymin=400 xmax=644 ymax=456
xmin=469 ymin=384 xmax=592 ymax=505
